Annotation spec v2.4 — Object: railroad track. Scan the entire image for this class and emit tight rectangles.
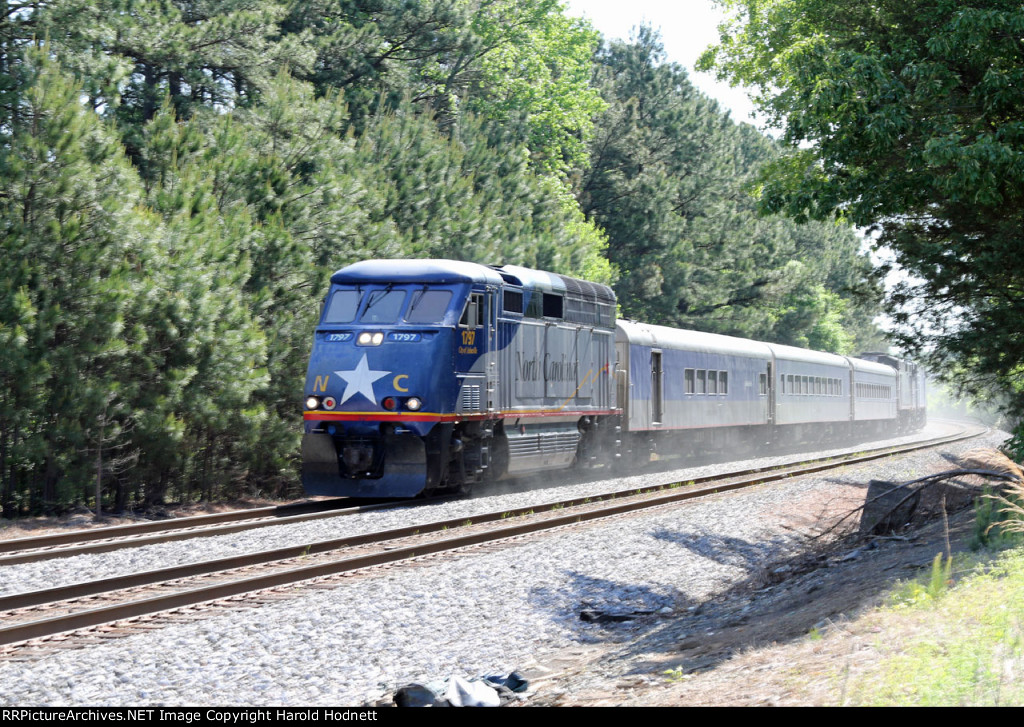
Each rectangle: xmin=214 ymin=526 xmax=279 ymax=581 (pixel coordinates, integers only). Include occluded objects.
xmin=0 ymin=496 xmax=413 ymax=565
xmin=0 ymin=424 xmax=985 ymax=652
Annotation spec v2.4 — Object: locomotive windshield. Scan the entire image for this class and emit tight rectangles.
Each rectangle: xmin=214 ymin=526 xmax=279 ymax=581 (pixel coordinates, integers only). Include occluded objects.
xmin=322 ymin=285 xmax=459 ymax=325
xmin=405 ymin=290 xmax=453 ymax=323
xmin=324 ymin=289 xmax=361 ymax=322
xmin=361 ymin=288 xmax=405 ymax=323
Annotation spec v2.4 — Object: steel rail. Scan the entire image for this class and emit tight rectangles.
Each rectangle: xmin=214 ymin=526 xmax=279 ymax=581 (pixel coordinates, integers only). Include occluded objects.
xmin=0 ymin=425 xmax=982 ymax=648
xmin=0 ymin=425 xmax=976 ymax=612
xmin=0 ymin=498 xmax=420 ymax=566
xmin=0 ymin=499 xmax=353 ymax=553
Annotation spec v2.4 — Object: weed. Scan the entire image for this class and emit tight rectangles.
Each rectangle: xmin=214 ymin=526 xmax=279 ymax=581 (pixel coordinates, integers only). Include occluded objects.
xmin=889 ymin=552 xmax=953 ymax=608
xmin=462 ymin=519 xmax=472 ymax=527
xmin=927 ymin=552 xmax=953 ymax=600
xmin=663 ymin=666 xmax=690 ymax=682
xmin=973 ymin=487 xmax=1024 ymax=550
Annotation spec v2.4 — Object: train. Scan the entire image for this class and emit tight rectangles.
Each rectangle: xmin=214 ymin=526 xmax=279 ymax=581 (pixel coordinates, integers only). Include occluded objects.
xmin=301 ymin=259 xmax=927 ymax=497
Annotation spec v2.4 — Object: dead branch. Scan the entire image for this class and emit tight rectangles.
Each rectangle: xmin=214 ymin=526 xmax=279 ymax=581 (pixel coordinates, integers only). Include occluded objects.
xmin=811 ymin=468 xmax=1023 ymax=541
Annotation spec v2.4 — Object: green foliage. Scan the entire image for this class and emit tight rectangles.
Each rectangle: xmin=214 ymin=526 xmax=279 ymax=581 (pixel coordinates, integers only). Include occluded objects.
xmin=285 ymin=0 xmax=605 ymax=180
xmin=704 ymin=0 xmax=1024 ymax=416
xmin=889 ymin=552 xmax=953 ymax=608
xmin=0 ymin=0 xmax=886 ymax=514
xmin=0 ymin=50 xmax=151 ymax=512
xmin=663 ymin=666 xmax=689 ymax=682
xmin=352 ymin=100 xmax=605 ymax=272
xmin=1004 ymin=425 xmax=1024 ymax=464
xmin=847 ymin=547 xmax=1024 ymax=705
xmin=583 ymin=28 xmax=884 ymax=349
xmin=463 ymin=1 xmax=606 ymax=178
xmin=972 ymin=489 xmax=1024 ymax=550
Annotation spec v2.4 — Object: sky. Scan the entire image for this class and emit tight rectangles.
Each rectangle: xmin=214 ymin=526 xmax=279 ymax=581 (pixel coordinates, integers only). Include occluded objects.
xmin=563 ymin=0 xmax=759 ymax=126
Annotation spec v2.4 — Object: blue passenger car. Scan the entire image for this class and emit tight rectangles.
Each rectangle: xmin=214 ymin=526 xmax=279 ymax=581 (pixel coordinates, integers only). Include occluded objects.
xmin=302 ymin=260 xmax=619 ymax=497
xmin=615 ymin=321 xmax=774 ymax=457
xmin=858 ymin=353 xmax=925 ymax=431
xmin=769 ymin=343 xmax=852 ymax=440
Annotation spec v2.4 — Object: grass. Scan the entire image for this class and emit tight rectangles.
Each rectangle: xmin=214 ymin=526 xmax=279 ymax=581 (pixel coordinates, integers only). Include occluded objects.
xmin=837 ymin=474 xmax=1024 ymax=705
xmin=841 ymin=546 xmax=1024 ymax=705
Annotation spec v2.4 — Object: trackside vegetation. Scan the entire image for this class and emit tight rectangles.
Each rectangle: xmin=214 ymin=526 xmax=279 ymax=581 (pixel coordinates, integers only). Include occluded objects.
xmin=2 ymin=1 xmax=888 ymax=515
xmin=702 ymin=0 xmax=1024 ymax=450
xmin=843 ymin=545 xmax=1024 ymax=705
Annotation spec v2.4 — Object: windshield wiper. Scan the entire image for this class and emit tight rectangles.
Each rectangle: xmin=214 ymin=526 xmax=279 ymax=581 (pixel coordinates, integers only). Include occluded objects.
xmin=362 ymin=283 xmax=395 ymax=315
xmin=407 ymin=285 xmax=430 ymax=316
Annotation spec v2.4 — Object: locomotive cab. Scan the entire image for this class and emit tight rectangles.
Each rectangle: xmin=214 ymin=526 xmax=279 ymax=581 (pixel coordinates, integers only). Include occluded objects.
xmin=302 ymin=260 xmax=501 ymax=497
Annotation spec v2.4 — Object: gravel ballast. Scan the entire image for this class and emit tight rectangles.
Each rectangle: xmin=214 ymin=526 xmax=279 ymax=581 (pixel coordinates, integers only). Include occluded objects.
xmin=0 ymin=422 xmax=1006 ymax=706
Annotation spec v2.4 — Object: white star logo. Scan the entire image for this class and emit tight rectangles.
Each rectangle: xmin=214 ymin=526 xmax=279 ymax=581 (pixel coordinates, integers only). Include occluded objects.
xmin=335 ymin=354 xmax=391 ymax=405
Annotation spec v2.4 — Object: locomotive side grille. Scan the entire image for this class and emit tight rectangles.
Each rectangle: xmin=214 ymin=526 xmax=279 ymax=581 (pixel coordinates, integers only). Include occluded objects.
xmin=507 ymin=431 xmax=581 ymax=456
xmin=504 ymin=425 xmax=581 ymax=474
xmin=459 ymin=384 xmax=482 ymax=412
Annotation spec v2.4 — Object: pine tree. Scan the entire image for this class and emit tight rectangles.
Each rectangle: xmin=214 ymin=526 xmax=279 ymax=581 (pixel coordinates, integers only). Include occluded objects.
xmin=0 ymin=52 xmax=152 ymax=513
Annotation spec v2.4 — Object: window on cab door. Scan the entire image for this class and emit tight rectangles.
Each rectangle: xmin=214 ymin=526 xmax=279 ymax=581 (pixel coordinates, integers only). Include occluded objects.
xmin=460 ymin=293 xmax=484 ymax=329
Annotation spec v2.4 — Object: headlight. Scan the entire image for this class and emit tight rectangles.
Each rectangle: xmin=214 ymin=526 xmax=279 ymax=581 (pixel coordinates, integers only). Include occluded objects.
xmin=305 ymin=396 xmax=321 ymax=410
xmin=406 ymin=397 xmax=422 ymax=411
xmin=357 ymin=331 xmax=384 ymax=346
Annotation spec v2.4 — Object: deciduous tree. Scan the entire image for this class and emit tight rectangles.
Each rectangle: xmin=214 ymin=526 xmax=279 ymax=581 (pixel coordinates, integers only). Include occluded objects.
xmin=702 ymin=0 xmax=1024 ymax=413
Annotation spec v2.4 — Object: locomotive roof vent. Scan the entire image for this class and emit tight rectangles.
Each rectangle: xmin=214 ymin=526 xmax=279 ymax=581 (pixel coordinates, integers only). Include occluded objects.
xmin=488 ymin=266 xmax=523 ymax=285
xmin=556 ymin=274 xmax=616 ymax=304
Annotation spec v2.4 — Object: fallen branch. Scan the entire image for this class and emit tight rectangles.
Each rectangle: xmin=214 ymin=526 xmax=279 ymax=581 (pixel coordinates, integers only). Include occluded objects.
xmin=813 ymin=468 xmax=1023 ymax=541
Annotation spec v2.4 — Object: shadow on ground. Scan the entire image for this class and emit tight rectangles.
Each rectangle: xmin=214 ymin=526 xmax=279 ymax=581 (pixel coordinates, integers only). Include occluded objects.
xmin=528 ymin=452 xmax=1013 ymax=699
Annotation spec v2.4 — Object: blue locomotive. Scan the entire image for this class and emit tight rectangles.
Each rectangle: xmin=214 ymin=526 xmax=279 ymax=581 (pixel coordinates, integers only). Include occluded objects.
xmin=302 ymin=260 xmax=619 ymax=497
xmin=302 ymin=260 xmax=926 ymax=497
